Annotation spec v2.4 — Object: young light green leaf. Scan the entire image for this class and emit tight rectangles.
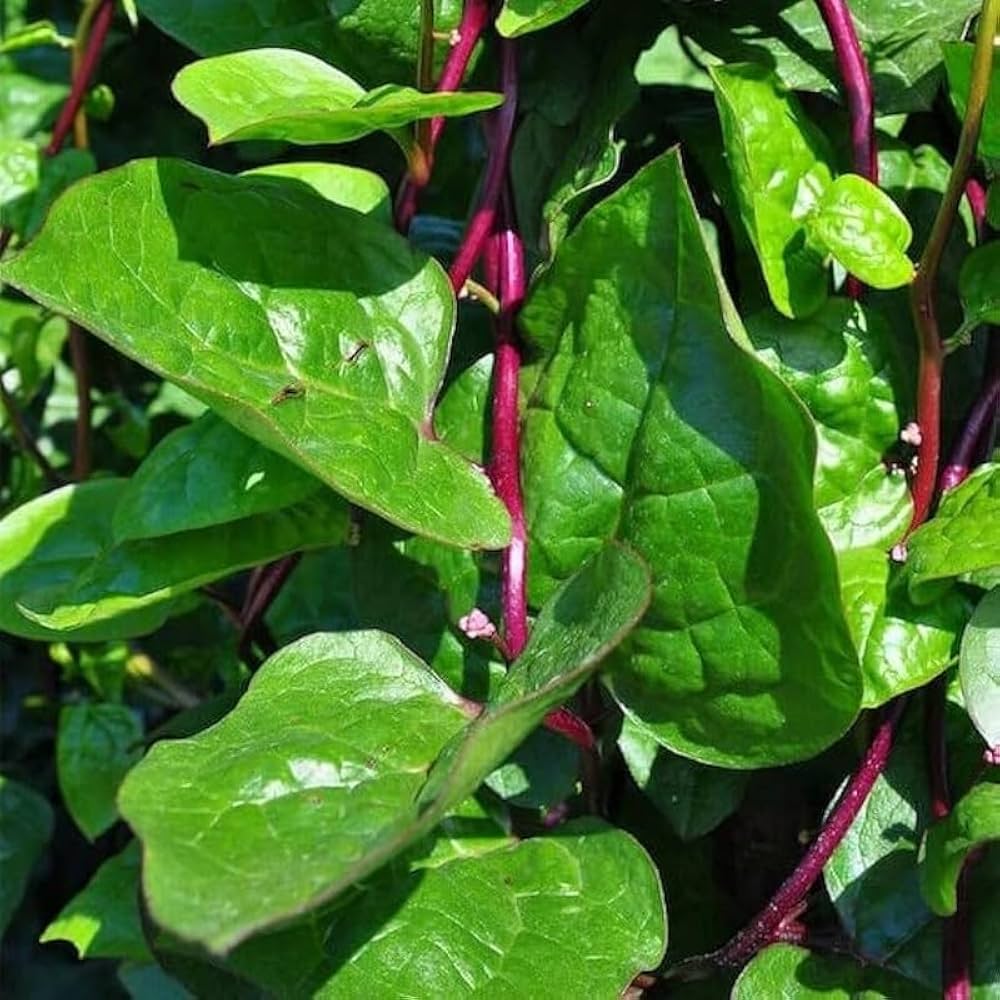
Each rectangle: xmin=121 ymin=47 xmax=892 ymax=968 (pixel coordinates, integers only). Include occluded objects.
xmin=58 ymin=703 xmax=143 ymax=840
xmin=41 ymin=841 xmax=151 ymax=961
xmin=0 ymin=480 xmax=175 ymax=642
xmin=0 ymin=20 xmax=73 ymax=54
xmin=307 ymin=822 xmax=666 ymax=998
xmin=920 ymin=783 xmax=1000 ymax=916
xmin=173 ymin=48 xmax=501 ymax=149
xmin=496 ymin=0 xmax=592 ymax=37
xmin=112 ymin=412 xmax=322 ymax=544
xmin=807 ymin=174 xmax=915 ymax=289
xmin=16 ymin=479 xmax=349 ymax=633
xmin=121 ymin=0 xmax=139 ymax=29
xmin=0 ymin=73 xmax=67 ymax=141
xmin=521 ymin=149 xmax=862 ymax=767
xmin=710 ymin=63 xmax=833 ymax=317
xmin=960 ymin=587 xmax=1000 ymax=749
xmin=618 ymin=716 xmax=747 ymax=841
xmin=733 ymin=943 xmax=935 ymax=999
xmin=943 ymin=42 xmax=1000 ymax=167
xmin=908 ymin=465 xmax=1000 ymax=602
xmin=0 ymin=159 xmax=510 ymax=549
xmin=0 ymin=776 xmax=53 ymax=937
xmin=119 ymin=545 xmax=649 ymax=952
xmin=242 ymin=162 xmax=391 ymax=223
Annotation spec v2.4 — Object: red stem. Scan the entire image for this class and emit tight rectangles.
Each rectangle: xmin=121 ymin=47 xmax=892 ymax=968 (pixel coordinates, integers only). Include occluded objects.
xmin=814 ymin=0 xmax=877 ymax=299
xmin=939 ymin=363 xmax=1000 ymax=492
xmin=448 ymin=40 xmax=519 ymax=294
xmin=965 ymin=178 xmax=988 ymax=241
xmin=712 ymin=699 xmax=907 ymax=968
xmin=394 ymin=0 xmax=493 ymax=232
xmin=43 ymin=0 xmax=114 ymax=158
xmin=237 ymin=553 xmax=300 ymax=665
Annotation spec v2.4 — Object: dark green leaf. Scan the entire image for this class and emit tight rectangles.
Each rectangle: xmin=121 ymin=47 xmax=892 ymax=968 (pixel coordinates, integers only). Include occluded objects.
xmin=0 ymin=775 xmax=53 ymax=936
xmin=0 ymin=158 xmax=510 ymax=549
xmin=676 ymin=0 xmax=980 ymax=113
xmin=920 ymin=783 xmax=1000 ymax=916
xmin=521 ymin=149 xmax=862 ymax=766
xmin=907 ymin=465 xmax=1000 ymax=602
xmin=957 ymin=242 xmax=1000 ymax=339
xmin=733 ymin=943 xmax=935 ymax=999
xmin=943 ymin=42 xmax=1000 ymax=167
xmin=710 ymin=63 xmax=832 ymax=317
xmin=40 ymin=841 xmax=151 ymax=961
xmin=173 ymin=48 xmax=501 ymax=148
xmin=57 ymin=702 xmax=143 ymax=840
xmin=960 ymin=587 xmax=1000 ymax=749
xmin=484 ymin=726 xmax=579 ymax=808
xmin=497 ymin=0 xmax=593 ymax=37
xmin=807 ymin=174 xmax=915 ymax=290
xmin=618 ymin=716 xmax=747 ymax=840
xmin=112 ymin=412 xmax=321 ymax=543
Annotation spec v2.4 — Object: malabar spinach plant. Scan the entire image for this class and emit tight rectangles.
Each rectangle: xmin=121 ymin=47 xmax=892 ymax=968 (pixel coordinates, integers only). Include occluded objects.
xmin=1 ymin=0 xmax=999 ymax=997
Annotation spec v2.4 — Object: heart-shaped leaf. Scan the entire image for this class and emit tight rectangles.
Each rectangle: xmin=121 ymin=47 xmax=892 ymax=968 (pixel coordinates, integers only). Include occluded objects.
xmin=0 ymin=158 xmax=510 ymax=549
xmin=173 ymin=48 xmax=501 ymax=148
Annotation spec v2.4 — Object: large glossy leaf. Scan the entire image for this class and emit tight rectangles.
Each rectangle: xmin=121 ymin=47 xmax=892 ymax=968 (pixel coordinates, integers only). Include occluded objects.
xmin=807 ymin=174 xmax=915 ymax=290
xmin=521 ymin=149 xmax=862 ymax=767
xmin=960 ymin=587 xmax=1000 ymax=749
xmin=57 ymin=703 xmax=143 ymax=840
xmin=112 ymin=412 xmax=321 ymax=544
xmin=309 ymin=822 xmax=665 ymax=998
xmin=907 ymin=465 xmax=1000 ymax=602
xmin=17 ymin=480 xmax=349 ymax=633
xmin=173 ymin=48 xmax=501 ymax=148
xmin=136 ymin=0 xmax=464 ymax=89
xmin=709 ymin=63 xmax=833 ymax=318
xmin=120 ymin=545 xmax=649 ymax=952
xmin=733 ymin=943 xmax=935 ymax=999
xmin=0 ymin=480 xmax=175 ymax=642
xmin=0 ymin=159 xmax=510 ymax=549
xmin=497 ymin=0 xmax=593 ymax=37
xmin=675 ymin=0 xmax=980 ymax=113
xmin=0 ymin=775 xmax=53 ymax=936
xmin=920 ymin=783 xmax=1000 ymax=916
xmin=40 ymin=841 xmax=151 ymax=961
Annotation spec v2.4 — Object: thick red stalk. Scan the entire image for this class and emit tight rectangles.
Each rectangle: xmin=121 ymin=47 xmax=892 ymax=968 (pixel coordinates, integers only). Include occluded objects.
xmin=394 ymin=0 xmax=493 ymax=231
xmin=814 ymin=0 xmax=877 ymax=299
xmin=448 ymin=40 xmax=519 ymax=293
xmin=43 ymin=0 xmax=114 ymax=157
xmin=712 ymin=699 xmax=907 ymax=968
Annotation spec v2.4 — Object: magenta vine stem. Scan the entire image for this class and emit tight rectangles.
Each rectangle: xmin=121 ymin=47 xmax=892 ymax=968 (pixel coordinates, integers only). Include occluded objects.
xmin=44 ymin=0 xmax=114 ymax=158
xmin=965 ymin=178 xmax=988 ymax=241
xmin=711 ymin=698 xmax=908 ymax=968
xmin=814 ymin=0 xmax=877 ymax=300
xmin=939 ymin=363 xmax=1000 ymax=491
xmin=394 ymin=0 xmax=493 ymax=231
xmin=448 ymin=39 xmax=519 ymax=293
xmin=237 ymin=553 xmax=300 ymax=665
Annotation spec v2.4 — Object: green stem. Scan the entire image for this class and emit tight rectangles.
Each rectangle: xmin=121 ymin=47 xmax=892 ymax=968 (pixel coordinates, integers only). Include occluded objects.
xmin=416 ymin=0 xmax=436 ymax=153
xmin=907 ymin=0 xmax=1000 ymax=533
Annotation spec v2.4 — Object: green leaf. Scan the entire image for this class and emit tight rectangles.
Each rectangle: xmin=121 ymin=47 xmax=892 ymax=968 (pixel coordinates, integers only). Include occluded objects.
xmin=136 ymin=0 xmax=465 ymax=90
xmin=497 ymin=0 xmax=592 ymax=37
xmin=618 ymin=716 xmax=747 ymax=841
xmin=16 ymin=479 xmax=349 ymax=633
xmin=920 ymin=783 xmax=1000 ymax=915
xmin=709 ymin=63 xmax=833 ymax=317
xmin=0 ymin=158 xmax=510 ymax=549
xmin=173 ymin=48 xmax=501 ymax=148
xmin=676 ymin=0 xmax=980 ymax=113
xmin=960 ymin=587 xmax=1000 ymax=749
xmin=119 ymin=544 xmax=649 ymax=952
xmin=121 ymin=0 xmax=139 ymax=29
xmin=807 ymin=174 xmax=915 ymax=290
xmin=907 ymin=465 xmax=1000 ymax=602
xmin=943 ymin=42 xmax=1000 ymax=168
xmin=485 ymin=727 xmax=579 ymax=808
xmin=988 ymin=181 xmax=1000 ymax=229
xmin=957 ymin=242 xmax=1000 ymax=339
xmin=733 ymin=943 xmax=935 ymax=999
xmin=0 ymin=19 xmax=73 ymax=54
xmin=0 ymin=480 xmax=175 ymax=642
xmin=307 ymin=822 xmax=665 ymax=997
xmin=0 ymin=291 xmax=68 ymax=403
xmin=521 ymin=149 xmax=862 ymax=767
xmin=58 ymin=702 xmax=143 ymax=840
xmin=0 ymin=73 xmax=66 ymax=141
xmin=0 ymin=776 xmax=53 ymax=937
xmin=112 ymin=412 xmax=321 ymax=544
xmin=242 ymin=162 xmax=391 ymax=223
xmin=40 ymin=841 xmax=151 ymax=961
